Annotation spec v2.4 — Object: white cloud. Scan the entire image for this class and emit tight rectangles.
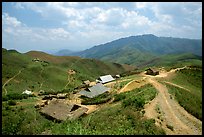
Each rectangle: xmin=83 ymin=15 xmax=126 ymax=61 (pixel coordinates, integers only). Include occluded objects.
xmin=47 ymin=28 xmax=70 ymax=40
xmin=3 ymin=2 xmax=202 ymax=52
xmin=135 ymin=2 xmax=148 ymax=9
xmin=2 ymin=13 xmax=22 ymax=27
xmin=2 ymin=13 xmax=71 ymax=43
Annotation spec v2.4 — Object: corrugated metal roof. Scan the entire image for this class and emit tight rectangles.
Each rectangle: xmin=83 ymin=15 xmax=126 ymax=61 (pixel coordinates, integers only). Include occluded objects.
xmin=79 ymin=83 xmax=110 ymax=98
xmin=79 ymin=90 xmax=93 ymax=98
xmin=99 ymin=75 xmax=115 ymax=83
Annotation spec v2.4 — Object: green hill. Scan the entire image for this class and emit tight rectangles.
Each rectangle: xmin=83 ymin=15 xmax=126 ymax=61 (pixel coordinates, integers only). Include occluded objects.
xmin=137 ymin=53 xmax=202 ymax=69
xmin=2 ymin=48 xmax=135 ymax=97
xmin=72 ymin=34 xmax=201 ymax=66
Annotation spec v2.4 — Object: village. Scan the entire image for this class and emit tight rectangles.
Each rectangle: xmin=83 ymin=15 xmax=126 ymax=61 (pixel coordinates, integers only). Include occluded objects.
xmin=20 ymin=66 xmax=160 ymax=122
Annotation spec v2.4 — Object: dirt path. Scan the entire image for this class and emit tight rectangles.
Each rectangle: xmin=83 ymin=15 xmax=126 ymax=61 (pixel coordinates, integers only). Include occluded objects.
xmin=144 ymin=77 xmax=202 ymax=135
xmin=39 ymin=67 xmax=45 ymax=89
xmin=64 ymin=58 xmax=81 ymax=89
xmin=64 ymin=75 xmax=72 ymax=89
xmin=163 ymin=81 xmax=191 ymax=93
xmin=104 ymin=78 xmax=132 ymax=87
xmin=2 ymin=69 xmax=24 ymax=95
xmin=118 ymin=78 xmax=147 ymax=93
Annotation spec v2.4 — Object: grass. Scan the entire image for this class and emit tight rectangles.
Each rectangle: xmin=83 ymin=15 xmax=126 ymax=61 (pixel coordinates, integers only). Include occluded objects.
xmin=169 ymin=67 xmax=202 ymax=92
xmin=138 ymin=52 xmax=202 ymax=69
xmin=118 ymin=84 xmax=158 ymax=110
xmin=118 ymin=79 xmax=132 ymax=88
xmin=51 ymin=103 xmax=165 ymax=135
xmin=2 ymin=48 xmax=140 ymax=135
xmin=2 ymin=48 xmax=133 ymax=98
xmin=2 ymin=101 xmax=53 ymax=135
xmin=165 ymin=84 xmax=202 ymax=121
xmin=2 ymin=82 xmax=165 ymax=135
xmin=161 ymin=66 xmax=202 ymax=120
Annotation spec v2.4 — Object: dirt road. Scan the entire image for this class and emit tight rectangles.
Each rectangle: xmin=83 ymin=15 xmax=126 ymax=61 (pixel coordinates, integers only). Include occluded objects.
xmin=118 ymin=79 xmax=147 ymax=93
xmin=163 ymin=81 xmax=191 ymax=93
xmin=143 ymin=67 xmax=202 ymax=135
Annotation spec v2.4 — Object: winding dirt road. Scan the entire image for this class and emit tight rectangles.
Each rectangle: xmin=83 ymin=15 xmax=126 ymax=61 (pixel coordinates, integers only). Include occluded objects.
xmin=143 ymin=67 xmax=202 ymax=135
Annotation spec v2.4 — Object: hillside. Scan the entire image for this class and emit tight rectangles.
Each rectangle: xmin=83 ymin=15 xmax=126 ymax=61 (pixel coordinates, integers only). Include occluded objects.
xmin=2 ymin=48 xmax=135 ymax=97
xmin=2 ymin=62 xmax=202 ymax=135
xmin=137 ymin=53 xmax=202 ymax=68
xmin=72 ymin=34 xmax=201 ymax=66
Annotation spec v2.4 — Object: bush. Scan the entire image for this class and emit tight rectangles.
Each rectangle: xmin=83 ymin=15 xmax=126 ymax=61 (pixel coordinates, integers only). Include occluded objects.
xmin=113 ymin=94 xmax=126 ymax=102
xmin=3 ymin=93 xmax=29 ymax=101
xmin=2 ymin=96 xmax=9 ymax=101
xmin=81 ymin=92 xmax=112 ymax=105
xmin=122 ymin=97 xmax=145 ymax=110
xmin=8 ymin=100 xmax=17 ymax=106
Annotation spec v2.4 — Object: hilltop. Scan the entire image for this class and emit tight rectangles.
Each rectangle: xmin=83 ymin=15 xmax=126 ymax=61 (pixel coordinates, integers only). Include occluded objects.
xmin=69 ymin=34 xmax=201 ymax=66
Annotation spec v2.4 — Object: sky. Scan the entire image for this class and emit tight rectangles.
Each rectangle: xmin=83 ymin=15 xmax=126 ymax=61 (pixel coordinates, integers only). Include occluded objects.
xmin=2 ymin=2 xmax=202 ymax=53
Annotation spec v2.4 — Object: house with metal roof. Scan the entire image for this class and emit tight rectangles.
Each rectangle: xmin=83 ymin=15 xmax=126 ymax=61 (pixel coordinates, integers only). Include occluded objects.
xmin=79 ymin=83 xmax=110 ymax=98
xmin=98 ymin=75 xmax=115 ymax=84
xmin=22 ymin=90 xmax=32 ymax=95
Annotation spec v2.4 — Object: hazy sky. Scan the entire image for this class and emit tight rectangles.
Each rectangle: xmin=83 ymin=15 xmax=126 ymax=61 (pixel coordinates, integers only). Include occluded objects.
xmin=2 ymin=2 xmax=202 ymax=53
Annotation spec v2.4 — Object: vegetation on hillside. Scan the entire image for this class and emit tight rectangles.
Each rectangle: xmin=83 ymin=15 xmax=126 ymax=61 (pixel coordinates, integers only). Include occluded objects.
xmin=73 ymin=34 xmax=201 ymax=66
xmin=163 ymin=67 xmax=202 ymax=120
xmin=50 ymin=84 xmax=164 ymax=135
xmin=2 ymin=83 xmax=165 ymax=135
xmin=138 ymin=53 xmax=202 ymax=69
xmin=2 ymin=47 xmax=202 ymax=135
xmin=2 ymin=48 xmax=134 ymax=98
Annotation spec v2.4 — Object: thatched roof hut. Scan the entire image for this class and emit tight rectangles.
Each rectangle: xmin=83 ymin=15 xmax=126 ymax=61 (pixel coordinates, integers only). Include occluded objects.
xmin=145 ymin=68 xmax=159 ymax=76
xmin=40 ymin=100 xmax=88 ymax=121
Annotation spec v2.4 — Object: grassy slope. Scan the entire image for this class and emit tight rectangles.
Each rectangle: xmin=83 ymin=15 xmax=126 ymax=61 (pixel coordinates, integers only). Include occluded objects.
xmin=76 ymin=34 xmax=201 ymax=66
xmin=162 ymin=67 xmax=202 ymax=120
xmin=137 ymin=53 xmax=202 ymax=69
xmin=50 ymin=84 xmax=165 ymax=135
xmin=99 ymin=46 xmax=155 ymax=66
xmin=2 ymin=49 xmax=135 ymax=97
xmin=2 ymin=80 xmax=165 ymax=135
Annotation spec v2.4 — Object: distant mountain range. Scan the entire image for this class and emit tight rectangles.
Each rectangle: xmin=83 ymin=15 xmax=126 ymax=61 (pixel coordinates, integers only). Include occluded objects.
xmin=53 ymin=49 xmax=77 ymax=56
xmin=58 ymin=34 xmax=201 ymax=66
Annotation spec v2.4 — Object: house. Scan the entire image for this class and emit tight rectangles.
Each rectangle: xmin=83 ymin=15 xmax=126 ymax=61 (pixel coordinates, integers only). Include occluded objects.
xmin=68 ymin=69 xmax=76 ymax=75
xmin=115 ymin=74 xmax=120 ymax=78
xmin=83 ymin=80 xmax=90 ymax=85
xmin=145 ymin=68 xmax=159 ymax=76
xmin=32 ymin=58 xmax=40 ymax=62
xmin=79 ymin=83 xmax=110 ymax=98
xmin=22 ymin=90 xmax=32 ymax=95
xmin=40 ymin=100 xmax=88 ymax=121
xmin=98 ymin=75 xmax=115 ymax=84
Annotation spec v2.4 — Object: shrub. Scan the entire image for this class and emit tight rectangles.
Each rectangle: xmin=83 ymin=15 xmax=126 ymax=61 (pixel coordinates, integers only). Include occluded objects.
xmin=4 ymin=93 xmax=29 ymax=101
xmin=8 ymin=100 xmax=17 ymax=106
xmin=81 ymin=92 xmax=112 ymax=105
xmin=122 ymin=97 xmax=145 ymax=110
xmin=113 ymin=94 xmax=126 ymax=102
xmin=2 ymin=96 xmax=9 ymax=101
